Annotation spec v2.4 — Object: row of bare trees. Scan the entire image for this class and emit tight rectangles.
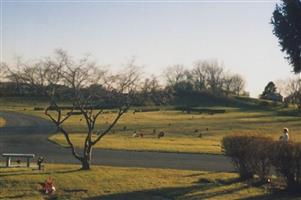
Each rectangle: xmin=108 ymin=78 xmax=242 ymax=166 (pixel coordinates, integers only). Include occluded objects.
xmin=164 ymin=60 xmax=246 ymax=96
xmin=1 ymin=58 xmax=246 ymax=102
xmin=275 ymin=78 xmax=301 ymax=110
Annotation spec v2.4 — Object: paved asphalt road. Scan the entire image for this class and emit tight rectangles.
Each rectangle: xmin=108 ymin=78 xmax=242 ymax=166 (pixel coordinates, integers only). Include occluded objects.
xmin=0 ymin=111 xmax=233 ymax=172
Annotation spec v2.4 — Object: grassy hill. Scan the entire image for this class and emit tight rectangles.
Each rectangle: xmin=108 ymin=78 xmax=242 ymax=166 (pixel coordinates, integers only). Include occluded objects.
xmin=0 ymin=94 xmax=282 ymax=111
xmin=1 ymin=96 xmax=299 ymax=155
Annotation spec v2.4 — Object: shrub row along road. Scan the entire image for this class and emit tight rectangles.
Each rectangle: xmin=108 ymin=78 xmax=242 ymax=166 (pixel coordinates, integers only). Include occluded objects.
xmin=0 ymin=111 xmax=233 ymax=171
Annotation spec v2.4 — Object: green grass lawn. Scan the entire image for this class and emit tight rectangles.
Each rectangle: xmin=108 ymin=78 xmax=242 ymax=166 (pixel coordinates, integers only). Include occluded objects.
xmin=0 ymin=164 xmax=272 ymax=200
xmin=49 ymin=134 xmax=221 ymax=154
xmin=0 ymin=117 xmax=6 ymax=127
xmin=2 ymin=97 xmax=301 ymax=155
xmin=47 ymin=109 xmax=301 ymax=154
xmin=1 ymin=98 xmax=301 ymax=199
xmin=0 ymin=97 xmax=50 ymax=111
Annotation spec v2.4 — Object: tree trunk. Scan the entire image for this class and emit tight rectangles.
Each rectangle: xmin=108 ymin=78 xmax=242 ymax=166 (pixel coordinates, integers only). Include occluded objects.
xmin=81 ymin=146 xmax=92 ymax=170
xmin=81 ymin=158 xmax=91 ymax=170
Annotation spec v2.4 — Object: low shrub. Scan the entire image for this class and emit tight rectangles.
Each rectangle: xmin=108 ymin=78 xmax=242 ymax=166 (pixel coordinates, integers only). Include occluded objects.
xmin=250 ymin=136 xmax=274 ymax=182
xmin=222 ymin=135 xmax=273 ymax=181
xmin=271 ymin=141 xmax=301 ymax=191
xmin=222 ymin=135 xmax=255 ymax=180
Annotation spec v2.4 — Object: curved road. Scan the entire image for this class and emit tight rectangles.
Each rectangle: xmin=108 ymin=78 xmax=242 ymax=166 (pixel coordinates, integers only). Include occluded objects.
xmin=0 ymin=111 xmax=233 ymax=171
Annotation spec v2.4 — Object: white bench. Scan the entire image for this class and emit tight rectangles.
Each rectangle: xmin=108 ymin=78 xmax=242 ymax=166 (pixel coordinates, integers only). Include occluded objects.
xmin=2 ymin=153 xmax=35 ymax=167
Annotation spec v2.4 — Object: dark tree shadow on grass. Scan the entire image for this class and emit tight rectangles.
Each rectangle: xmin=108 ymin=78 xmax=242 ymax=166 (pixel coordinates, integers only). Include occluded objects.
xmin=84 ymin=177 xmax=301 ymax=200
xmin=0 ymin=168 xmax=81 ymax=178
xmin=84 ymin=178 xmax=250 ymax=200
xmin=85 ymin=184 xmax=301 ymax=200
xmin=0 ymin=194 xmax=26 ymax=199
xmin=241 ymin=189 xmax=301 ymax=200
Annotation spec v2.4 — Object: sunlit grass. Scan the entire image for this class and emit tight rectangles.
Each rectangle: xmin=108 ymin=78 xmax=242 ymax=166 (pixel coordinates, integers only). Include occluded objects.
xmin=50 ymin=134 xmax=222 ymax=154
xmin=47 ymin=109 xmax=301 ymax=154
xmin=2 ymin=97 xmax=301 ymax=154
xmin=0 ymin=117 xmax=6 ymax=127
xmin=0 ymin=163 xmax=270 ymax=200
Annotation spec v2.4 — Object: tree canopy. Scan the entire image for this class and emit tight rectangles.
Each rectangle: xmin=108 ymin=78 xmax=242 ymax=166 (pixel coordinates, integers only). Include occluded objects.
xmin=271 ymin=0 xmax=301 ymax=73
xmin=260 ymin=81 xmax=283 ymax=102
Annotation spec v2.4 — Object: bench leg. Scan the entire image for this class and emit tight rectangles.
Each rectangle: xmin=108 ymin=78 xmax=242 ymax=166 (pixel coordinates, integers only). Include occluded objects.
xmin=26 ymin=158 xmax=30 ymax=167
xmin=6 ymin=157 xmax=11 ymax=167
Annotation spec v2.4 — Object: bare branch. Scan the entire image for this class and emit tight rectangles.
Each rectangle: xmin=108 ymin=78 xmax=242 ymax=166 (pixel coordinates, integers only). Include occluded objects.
xmin=45 ymin=103 xmax=82 ymax=161
xmin=92 ymin=106 xmax=128 ymax=146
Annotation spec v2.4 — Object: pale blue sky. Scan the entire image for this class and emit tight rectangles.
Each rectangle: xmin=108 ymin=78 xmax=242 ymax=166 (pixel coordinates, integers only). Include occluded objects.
xmin=1 ymin=0 xmax=298 ymax=97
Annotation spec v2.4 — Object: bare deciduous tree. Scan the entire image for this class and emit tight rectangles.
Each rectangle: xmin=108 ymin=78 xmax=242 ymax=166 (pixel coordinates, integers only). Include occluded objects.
xmin=276 ymin=77 xmax=301 ymax=109
xmin=275 ymin=79 xmax=288 ymax=98
xmin=230 ymin=74 xmax=245 ymax=95
xmin=0 ymin=62 xmax=8 ymax=82
xmin=141 ymin=75 xmax=161 ymax=93
xmin=222 ymin=73 xmax=245 ymax=96
xmin=192 ymin=60 xmax=207 ymax=91
xmin=191 ymin=59 xmax=226 ymax=93
xmin=163 ymin=59 xmax=246 ymax=97
xmin=3 ymin=59 xmax=24 ymax=95
xmin=7 ymin=50 xmax=139 ymax=170
xmin=202 ymin=60 xmax=224 ymax=93
xmin=4 ymin=53 xmax=64 ymax=96
xmin=140 ymin=75 xmax=171 ymax=105
xmin=44 ymin=51 xmax=140 ymax=170
xmin=222 ymin=73 xmax=234 ymax=96
xmin=164 ymin=64 xmax=186 ymax=85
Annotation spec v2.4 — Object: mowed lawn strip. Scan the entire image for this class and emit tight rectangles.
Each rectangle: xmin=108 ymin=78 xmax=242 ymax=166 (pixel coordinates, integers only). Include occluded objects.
xmin=49 ymin=134 xmax=222 ymax=154
xmin=0 ymin=117 xmax=6 ymax=127
xmin=46 ymin=109 xmax=301 ymax=154
xmin=0 ymin=164 xmax=269 ymax=200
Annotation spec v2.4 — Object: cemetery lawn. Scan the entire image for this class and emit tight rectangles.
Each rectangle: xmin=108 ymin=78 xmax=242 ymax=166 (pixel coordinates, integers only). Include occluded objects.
xmin=0 ymin=163 xmax=270 ymax=200
xmin=48 ymin=109 xmax=301 ymax=154
xmin=0 ymin=117 xmax=6 ymax=127
xmin=2 ymin=97 xmax=301 ymax=155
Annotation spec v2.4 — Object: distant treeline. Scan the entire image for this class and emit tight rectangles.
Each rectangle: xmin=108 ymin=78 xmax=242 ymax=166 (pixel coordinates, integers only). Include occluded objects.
xmin=0 ymin=50 xmax=248 ymax=107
